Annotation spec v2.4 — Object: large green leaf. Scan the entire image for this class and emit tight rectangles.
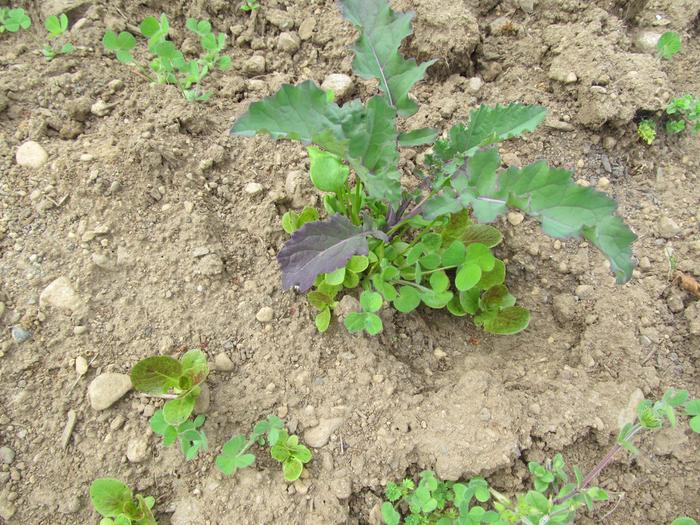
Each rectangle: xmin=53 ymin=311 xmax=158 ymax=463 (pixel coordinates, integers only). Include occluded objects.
xmin=340 ymin=0 xmax=435 ymax=116
xmin=89 ymin=479 xmax=134 ymax=518
xmin=130 ymin=356 xmax=182 ymax=394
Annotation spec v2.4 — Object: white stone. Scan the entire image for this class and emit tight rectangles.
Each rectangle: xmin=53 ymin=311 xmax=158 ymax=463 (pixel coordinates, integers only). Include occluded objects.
xmin=40 ymin=277 xmax=85 ymax=314
xmin=16 ymin=141 xmax=48 ymax=168
xmin=244 ymin=182 xmax=263 ymax=195
xmin=635 ymin=31 xmax=662 ymax=53
xmin=507 ymin=212 xmax=524 ymax=226
xmin=75 ymin=356 xmax=88 ymax=376
xmin=126 ymin=436 xmax=149 ymax=463
xmin=256 ymin=306 xmax=274 ymax=323
xmin=88 ymin=373 xmax=132 ymax=410
xmin=304 ymin=417 xmax=345 ymax=448
xmin=214 ymin=352 xmax=235 ymax=372
xmin=321 ymin=74 xmax=354 ymax=99
xmin=467 ymin=77 xmax=483 ymax=94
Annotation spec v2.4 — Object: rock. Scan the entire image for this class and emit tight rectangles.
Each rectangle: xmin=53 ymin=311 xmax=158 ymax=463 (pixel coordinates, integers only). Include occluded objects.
xmin=635 ymin=31 xmax=662 ymax=53
xmin=507 ymin=212 xmax=524 ymax=226
xmin=244 ymin=182 xmax=264 ymax=195
xmin=40 ymin=277 xmax=86 ymax=314
xmin=331 ymin=477 xmax=352 ymax=499
xmin=73 ymin=325 xmax=87 ymax=335
xmin=88 ymin=373 xmax=132 ymax=410
xmin=666 ymin=293 xmax=684 ymax=314
xmin=214 ymin=352 xmax=235 ymax=372
xmin=298 ymin=17 xmax=316 ymax=40
xmin=652 ymin=425 xmax=689 ymax=458
xmin=194 ymin=254 xmax=224 ymax=276
xmin=65 ymin=97 xmax=92 ymax=122
xmin=256 ymin=306 xmax=274 ymax=323
xmin=11 ymin=325 xmax=31 ymax=343
xmin=467 ymin=77 xmax=482 ymax=94
xmin=60 ymin=410 xmax=77 ymax=449
xmin=277 ymin=31 xmax=300 ymax=53
xmin=0 ymin=447 xmax=15 ymax=465
xmin=91 ymin=100 xmax=114 ymax=116
xmin=602 ymin=136 xmax=617 ymax=150
xmin=58 ymin=495 xmax=81 ymax=514
xmin=552 ymin=294 xmax=577 ymax=324
xmin=75 ymin=356 xmax=88 ymax=376
xmin=16 ymin=141 xmax=48 ymax=168
xmin=265 ymin=8 xmax=294 ymax=30
xmin=596 ymin=177 xmax=610 ymax=189
xmin=304 ymin=417 xmax=344 ymax=448
xmin=658 ymin=217 xmax=681 ymax=239
xmin=194 ymin=383 xmax=210 ymax=415
xmin=321 ymin=74 xmax=354 ymax=99
xmin=517 ymin=0 xmax=535 ymax=12
xmin=171 ymin=497 xmax=205 ymax=525
xmin=39 ymin=0 xmax=92 ymax=19
xmin=335 ymin=295 xmax=361 ymax=320
xmin=243 ymin=55 xmax=266 ymax=76
xmin=126 ymin=436 xmax=149 ymax=463
xmin=548 ymin=65 xmax=578 ymax=84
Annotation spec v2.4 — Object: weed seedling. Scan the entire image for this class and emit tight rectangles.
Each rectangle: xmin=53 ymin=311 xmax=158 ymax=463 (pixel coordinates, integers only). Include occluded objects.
xmin=102 ymin=14 xmax=232 ymax=102
xmin=42 ymin=13 xmax=74 ymax=60
xmin=216 ymin=415 xmax=312 ymax=481
xmin=657 ymin=31 xmax=681 ymax=60
xmin=0 ymin=7 xmax=31 ymax=33
xmin=665 ymin=94 xmax=699 ymax=135
xmin=240 ymin=0 xmax=261 ymax=12
xmin=89 ymin=478 xmax=157 ymax=525
xmin=231 ymin=0 xmax=636 ymax=336
xmin=381 ymin=388 xmax=700 ymax=524
xmin=130 ymin=350 xmax=209 ymax=459
xmin=636 ymin=119 xmax=656 ymax=145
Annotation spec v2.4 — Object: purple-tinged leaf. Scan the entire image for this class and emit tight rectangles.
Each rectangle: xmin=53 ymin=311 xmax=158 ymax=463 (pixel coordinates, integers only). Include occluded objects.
xmin=277 ymin=215 xmax=387 ymax=292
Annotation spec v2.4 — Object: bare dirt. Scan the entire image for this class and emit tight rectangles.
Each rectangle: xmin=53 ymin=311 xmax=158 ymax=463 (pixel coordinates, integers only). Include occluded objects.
xmin=1 ymin=0 xmax=699 ymax=524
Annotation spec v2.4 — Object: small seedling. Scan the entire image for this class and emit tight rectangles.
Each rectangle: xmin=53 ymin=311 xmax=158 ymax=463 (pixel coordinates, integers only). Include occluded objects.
xmin=637 ymin=119 xmax=656 ymax=144
xmin=381 ymin=388 xmax=700 ymax=524
xmin=42 ymin=13 xmax=74 ymax=60
xmin=102 ymin=14 xmax=232 ymax=102
xmin=130 ymin=350 xmax=209 ymax=459
xmin=89 ymin=478 xmax=157 ymax=525
xmin=0 ymin=7 xmax=31 ymax=33
xmin=657 ymin=31 xmax=681 ymax=60
xmin=665 ymin=94 xmax=699 ymax=135
xmin=231 ymin=0 xmax=636 ymax=337
xmin=240 ymin=0 xmax=261 ymax=12
xmin=216 ymin=415 xmax=312 ymax=481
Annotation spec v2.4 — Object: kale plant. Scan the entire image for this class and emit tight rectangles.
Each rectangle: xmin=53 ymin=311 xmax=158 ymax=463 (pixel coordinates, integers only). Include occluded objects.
xmin=381 ymin=388 xmax=700 ymax=524
xmin=130 ymin=350 xmax=209 ymax=460
xmin=89 ymin=478 xmax=157 ymax=525
xmin=103 ymin=14 xmax=231 ymax=102
xmin=231 ymin=0 xmax=636 ymax=336
xmin=216 ymin=415 xmax=312 ymax=481
xmin=0 ymin=7 xmax=31 ymax=33
xmin=42 ymin=13 xmax=74 ymax=60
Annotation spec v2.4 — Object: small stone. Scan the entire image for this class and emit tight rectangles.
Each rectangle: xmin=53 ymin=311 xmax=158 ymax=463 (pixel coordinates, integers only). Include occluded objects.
xmin=110 ymin=414 xmax=125 ymax=431
xmin=304 ymin=417 xmax=345 ymax=448
xmin=298 ymin=17 xmax=316 ymax=40
xmin=65 ymin=97 xmax=91 ymax=121
xmin=575 ymin=285 xmax=594 ymax=299
xmin=277 ymin=31 xmax=300 ymax=53
xmin=243 ymin=55 xmax=266 ymax=77
xmin=59 ymin=495 xmax=81 ymax=514
xmin=192 ymin=246 xmax=210 ymax=258
xmin=171 ymin=497 xmax=205 ymax=525
xmin=658 ymin=217 xmax=681 ymax=239
xmin=294 ymin=479 xmax=310 ymax=495
xmin=214 ymin=352 xmax=235 ymax=372
xmin=0 ymin=447 xmax=15 ymax=465
xmin=517 ymin=0 xmax=535 ymax=12
xmin=479 ymin=408 xmax=491 ymax=421
xmin=75 ymin=356 xmax=88 ymax=376
xmin=90 ymin=100 xmax=113 ymax=116
xmin=60 ymin=410 xmax=77 ymax=449
xmin=507 ymin=212 xmax=524 ymax=226
xmin=596 ymin=177 xmax=610 ymax=189
xmin=73 ymin=325 xmax=87 ymax=335
xmin=143 ymin=404 xmax=155 ymax=418
xmin=88 ymin=373 xmax=132 ymax=410
xmin=548 ymin=67 xmax=577 ymax=84
xmin=467 ymin=77 xmax=482 ymax=94
xmin=265 ymin=8 xmax=294 ymax=30
xmin=16 ymin=141 xmax=48 ymax=168
xmin=194 ymin=254 xmax=224 ymax=276
xmin=602 ymin=136 xmax=617 ymax=150
xmin=0 ymin=494 xmax=15 ymax=520
xmin=321 ymin=74 xmax=354 ymax=99
xmin=666 ymin=293 xmax=684 ymax=314
xmin=11 ymin=325 xmax=31 ymax=343
xmin=639 ymin=257 xmax=652 ymax=271
xmin=80 ymin=153 xmax=94 ymax=162
xmin=91 ymin=253 xmax=116 ymax=271
xmin=244 ymin=182 xmax=264 ymax=195
xmin=126 ymin=436 xmax=149 ymax=463
xmin=552 ymin=294 xmax=577 ymax=323
xmin=40 ymin=276 xmax=85 ymax=314
xmin=433 ymin=348 xmax=447 ymax=359
xmin=635 ymin=31 xmax=662 ymax=52
xmin=256 ymin=306 xmax=274 ymax=323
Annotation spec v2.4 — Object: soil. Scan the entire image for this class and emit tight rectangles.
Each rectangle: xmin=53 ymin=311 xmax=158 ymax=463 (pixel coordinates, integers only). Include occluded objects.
xmin=0 ymin=0 xmax=699 ymax=524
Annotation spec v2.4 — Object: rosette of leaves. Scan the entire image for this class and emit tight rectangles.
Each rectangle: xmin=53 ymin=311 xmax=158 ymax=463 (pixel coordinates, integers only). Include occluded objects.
xmin=42 ymin=13 xmax=74 ymax=60
xmin=231 ymin=0 xmax=636 ymax=337
xmin=665 ymin=94 xmax=699 ymax=135
xmin=130 ymin=350 xmax=209 ymax=459
xmin=89 ymin=478 xmax=157 ymax=525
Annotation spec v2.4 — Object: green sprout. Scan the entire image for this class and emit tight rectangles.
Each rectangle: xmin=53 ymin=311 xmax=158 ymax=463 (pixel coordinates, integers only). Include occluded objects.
xmin=216 ymin=415 xmax=312 ymax=482
xmin=0 ymin=7 xmax=31 ymax=33
xmin=42 ymin=13 xmax=74 ymax=60
xmin=381 ymin=388 xmax=700 ymax=524
xmin=130 ymin=350 xmax=209 ymax=460
xmin=240 ymin=0 xmax=261 ymax=12
xmin=666 ymin=94 xmax=699 ymax=135
xmin=637 ymin=119 xmax=656 ymax=145
xmin=657 ymin=31 xmax=681 ymax=60
xmin=102 ymin=14 xmax=232 ymax=102
xmin=89 ymin=478 xmax=157 ymax=525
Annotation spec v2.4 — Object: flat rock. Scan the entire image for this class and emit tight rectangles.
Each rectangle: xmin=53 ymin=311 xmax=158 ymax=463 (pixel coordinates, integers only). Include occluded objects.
xmin=40 ymin=276 xmax=85 ymax=314
xmin=658 ymin=216 xmax=681 ymax=238
xmin=214 ymin=352 xmax=235 ymax=372
xmin=304 ymin=417 xmax=344 ymax=448
xmin=88 ymin=373 xmax=132 ymax=410
xmin=16 ymin=141 xmax=48 ymax=168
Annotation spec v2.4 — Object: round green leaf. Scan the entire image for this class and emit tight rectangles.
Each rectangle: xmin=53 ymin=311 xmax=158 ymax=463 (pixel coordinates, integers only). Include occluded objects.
xmin=115 ymin=49 xmax=133 ymax=63
xmin=360 ymin=291 xmax=383 ymax=313
xmin=480 ymin=285 xmax=516 ymax=310
xmin=455 ymin=263 xmax=481 ymax=291
xmin=459 ymin=288 xmax=480 ymax=314
xmin=689 ymin=415 xmax=700 ymax=434
xmin=429 ymin=270 xmax=450 ymax=293
xmin=344 ymin=312 xmax=366 ymax=333
xmin=283 ymin=458 xmax=304 ymax=481
xmin=420 ymin=290 xmax=453 ymax=309
xmin=102 ymin=31 xmax=119 ymax=50
xmin=61 ymin=43 xmax=74 ymax=54
xmin=481 ymin=306 xmax=530 ymax=335
xmin=381 ymin=502 xmax=401 ymax=525
xmin=308 ymin=291 xmax=333 ymax=310
xmin=117 ymin=31 xmax=136 ymax=49
xmin=441 ymin=240 xmax=466 ymax=267
xmin=422 ymin=233 xmax=442 ymax=251
xmin=465 ymin=243 xmax=495 ymax=271
xmin=347 ymin=255 xmax=369 ymax=273
xmin=364 ymin=313 xmax=383 ymax=335
xmin=163 ymin=395 xmax=196 ymax=426
xmin=671 ymin=518 xmax=698 ymax=525
xmin=325 ymin=267 xmax=346 ymax=286
xmin=419 ymin=252 xmax=441 ymax=270
xmin=130 ymin=356 xmax=182 ymax=393
xmin=657 ymin=31 xmax=681 ymax=59
xmin=308 ymin=146 xmax=349 ymax=193
xmin=477 ymin=259 xmax=505 ymax=289
xmin=90 ymin=478 xmax=133 ymax=518
xmin=293 ymin=445 xmax=312 ymax=463
xmin=180 ymin=350 xmax=209 ymax=386
xmin=315 ymin=307 xmax=331 ymax=332
xmin=139 ymin=16 xmax=160 ymax=37
xmin=393 ymin=286 xmax=421 ymax=313
xmin=343 ymin=270 xmax=360 ymax=288
xmin=447 ymin=295 xmax=466 ymax=316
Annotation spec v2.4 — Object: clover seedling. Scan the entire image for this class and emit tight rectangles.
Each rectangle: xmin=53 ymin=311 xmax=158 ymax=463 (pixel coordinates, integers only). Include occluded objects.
xmin=130 ymin=350 xmax=209 ymax=459
xmin=381 ymin=388 xmax=700 ymax=524
xmin=89 ymin=478 xmax=157 ymax=525
xmin=103 ymin=14 xmax=231 ymax=102
xmin=231 ymin=0 xmax=636 ymax=337
xmin=657 ymin=31 xmax=681 ymax=60
xmin=665 ymin=94 xmax=699 ymax=135
xmin=216 ymin=415 xmax=312 ymax=481
xmin=0 ymin=7 xmax=31 ymax=33
xmin=42 ymin=13 xmax=74 ymax=60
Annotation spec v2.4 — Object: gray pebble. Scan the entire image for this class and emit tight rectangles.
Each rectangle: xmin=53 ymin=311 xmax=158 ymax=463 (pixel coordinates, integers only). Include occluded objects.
xmin=0 ymin=447 xmax=15 ymax=465
xmin=11 ymin=325 xmax=31 ymax=343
